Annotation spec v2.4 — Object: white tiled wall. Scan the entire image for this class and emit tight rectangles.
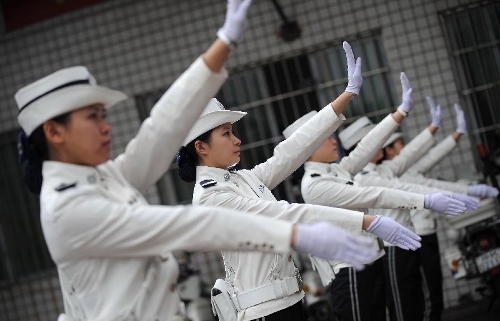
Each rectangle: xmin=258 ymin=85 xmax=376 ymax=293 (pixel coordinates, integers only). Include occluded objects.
xmin=0 ymin=0 xmax=492 ymax=319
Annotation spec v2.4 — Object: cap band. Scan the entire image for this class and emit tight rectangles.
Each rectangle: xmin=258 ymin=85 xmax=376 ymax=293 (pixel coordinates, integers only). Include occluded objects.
xmin=19 ymin=79 xmax=91 ymax=113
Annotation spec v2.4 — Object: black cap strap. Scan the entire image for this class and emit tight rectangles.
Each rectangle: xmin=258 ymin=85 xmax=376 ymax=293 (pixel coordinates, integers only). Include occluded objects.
xmin=19 ymin=79 xmax=91 ymax=113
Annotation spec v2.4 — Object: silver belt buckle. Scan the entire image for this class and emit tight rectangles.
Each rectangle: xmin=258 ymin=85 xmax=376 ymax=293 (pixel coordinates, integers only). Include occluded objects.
xmin=294 ymin=268 xmax=303 ymax=291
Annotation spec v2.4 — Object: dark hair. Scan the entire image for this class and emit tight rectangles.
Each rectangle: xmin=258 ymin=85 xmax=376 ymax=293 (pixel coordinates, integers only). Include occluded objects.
xmin=380 ymin=137 xmax=403 ymax=163
xmin=177 ymin=129 xmax=213 ymax=182
xmin=18 ymin=113 xmax=71 ymax=194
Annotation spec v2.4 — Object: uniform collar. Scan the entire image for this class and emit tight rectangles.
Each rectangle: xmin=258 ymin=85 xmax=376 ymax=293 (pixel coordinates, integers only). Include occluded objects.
xmin=363 ymin=162 xmax=377 ymax=171
xmin=42 ymin=160 xmax=103 ymax=190
xmin=196 ymin=165 xmax=232 ymax=183
xmin=304 ymin=161 xmax=335 ymax=174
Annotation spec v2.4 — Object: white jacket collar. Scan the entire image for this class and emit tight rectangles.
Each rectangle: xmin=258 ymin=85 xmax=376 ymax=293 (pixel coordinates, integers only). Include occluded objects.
xmin=304 ymin=161 xmax=335 ymax=174
xmin=42 ymin=160 xmax=103 ymax=190
xmin=363 ymin=162 xmax=377 ymax=171
xmin=196 ymin=165 xmax=232 ymax=183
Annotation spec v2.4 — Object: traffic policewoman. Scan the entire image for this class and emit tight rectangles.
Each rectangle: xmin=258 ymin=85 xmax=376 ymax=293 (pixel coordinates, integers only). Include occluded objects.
xmin=289 ymin=74 xmax=468 ymax=321
xmin=393 ymin=100 xmax=498 ymax=321
xmin=177 ymin=42 xmax=422 ymax=321
xmin=13 ymin=2 xmax=381 ymax=320
xmin=352 ymin=98 xmax=478 ymax=321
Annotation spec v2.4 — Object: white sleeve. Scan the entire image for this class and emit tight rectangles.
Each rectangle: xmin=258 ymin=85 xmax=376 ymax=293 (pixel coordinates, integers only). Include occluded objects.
xmin=114 ymin=57 xmax=228 ymax=193
xmin=42 ymin=187 xmax=293 ymax=263
xmin=251 ymin=105 xmax=345 ymax=190
xmin=406 ymin=135 xmax=457 ymax=175
xmin=198 ymin=188 xmax=364 ymax=234
xmin=339 ymin=114 xmax=399 ymax=175
xmin=380 ymin=127 xmax=436 ymax=177
xmin=355 ymin=171 xmax=445 ymax=195
xmin=400 ymin=172 xmax=468 ymax=194
xmin=301 ymin=175 xmax=425 ymax=210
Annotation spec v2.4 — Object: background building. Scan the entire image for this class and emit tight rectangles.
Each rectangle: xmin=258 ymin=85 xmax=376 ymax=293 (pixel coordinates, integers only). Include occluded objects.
xmin=0 ymin=0 xmax=499 ymax=320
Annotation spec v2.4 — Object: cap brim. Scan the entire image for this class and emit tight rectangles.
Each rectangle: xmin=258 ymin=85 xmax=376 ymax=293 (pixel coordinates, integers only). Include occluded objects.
xmin=183 ymin=110 xmax=247 ymax=146
xmin=18 ymin=85 xmax=128 ymax=135
xmin=383 ymin=133 xmax=404 ymax=148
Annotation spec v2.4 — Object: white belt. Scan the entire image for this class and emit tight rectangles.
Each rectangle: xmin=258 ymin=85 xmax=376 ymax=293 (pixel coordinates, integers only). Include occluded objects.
xmin=233 ymin=276 xmax=301 ymax=310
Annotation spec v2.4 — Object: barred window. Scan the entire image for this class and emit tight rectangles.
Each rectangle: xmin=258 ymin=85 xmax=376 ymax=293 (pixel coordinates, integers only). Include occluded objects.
xmin=440 ymin=1 xmax=500 ymax=158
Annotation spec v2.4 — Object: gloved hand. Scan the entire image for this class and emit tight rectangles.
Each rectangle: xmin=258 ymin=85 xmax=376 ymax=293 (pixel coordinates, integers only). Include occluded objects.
xmin=366 ymin=215 xmax=421 ymax=251
xmin=397 ymin=72 xmax=413 ymax=115
xmin=294 ymin=222 xmax=377 ymax=270
xmin=451 ymin=193 xmax=479 ymax=211
xmin=468 ymin=184 xmax=499 ymax=198
xmin=424 ymin=193 xmax=466 ymax=216
xmin=426 ymin=96 xmax=442 ymax=128
xmin=217 ymin=0 xmax=253 ymax=45
xmin=454 ymin=104 xmax=467 ymax=134
xmin=343 ymin=41 xmax=363 ymax=95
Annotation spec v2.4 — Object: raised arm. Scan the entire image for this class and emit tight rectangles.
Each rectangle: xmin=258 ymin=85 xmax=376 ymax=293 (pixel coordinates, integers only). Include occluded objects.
xmin=379 ymin=96 xmax=444 ymax=177
xmin=407 ymin=103 xmax=466 ymax=175
xmin=114 ymin=0 xmax=252 ymax=193
xmin=252 ymin=42 xmax=362 ymax=189
xmin=339 ymin=72 xmax=413 ymax=175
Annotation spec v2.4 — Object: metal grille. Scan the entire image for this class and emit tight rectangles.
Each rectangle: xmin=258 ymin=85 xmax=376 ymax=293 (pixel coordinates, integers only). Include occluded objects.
xmin=440 ymin=1 xmax=500 ymax=160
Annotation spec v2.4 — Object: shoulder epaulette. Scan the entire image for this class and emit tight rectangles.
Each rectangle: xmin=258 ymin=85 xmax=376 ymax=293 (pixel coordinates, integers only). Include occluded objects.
xmin=346 ymin=181 xmax=354 ymax=185
xmin=55 ymin=182 xmax=77 ymax=192
xmin=310 ymin=173 xmax=321 ymax=177
xmin=199 ymin=179 xmax=217 ymax=188
xmin=360 ymin=170 xmax=370 ymax=175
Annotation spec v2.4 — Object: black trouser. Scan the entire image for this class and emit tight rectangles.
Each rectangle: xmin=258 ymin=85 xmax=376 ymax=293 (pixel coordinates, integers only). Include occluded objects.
xmin=419 ymin=233 xmax=443 ymax=321
xmin=251 ymin=301 xmax=307 ymax=321
xmin=382 ymin=246 xmax=424 ymax=321
xmin=329 ymin=258 xmax=386 ymax=321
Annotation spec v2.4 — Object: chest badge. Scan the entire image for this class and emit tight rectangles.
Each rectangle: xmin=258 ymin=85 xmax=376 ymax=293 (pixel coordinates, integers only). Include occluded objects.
xmin=87 ymin=174 xmax=97 ymax=184
xmin=258 ymin=184 xmax=265 ymax=194
xmin=224 ymin=173 xmax=230 ymax=181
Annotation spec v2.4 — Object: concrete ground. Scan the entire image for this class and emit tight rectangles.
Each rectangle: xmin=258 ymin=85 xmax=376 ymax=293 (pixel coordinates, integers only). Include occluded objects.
xmin=442 ymin=297 xmax=500 ymax=321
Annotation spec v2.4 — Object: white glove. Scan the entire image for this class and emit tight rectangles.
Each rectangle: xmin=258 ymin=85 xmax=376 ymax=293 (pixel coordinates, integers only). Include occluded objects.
xmin=454 ymin=104 xmax=467 ymax=134
xmin=468 ymin=184 xmax=499 ymax=198
xmin=426 ymin=96 xmax=442 ymax=128
xmin=424 ymin=193 xmax=466 ymax=216
xmin=451 ymin=193 xmax=479 ymax=211
xmin=397 ymin=72 xmax=413 ymax=115
xmin=217 ymin=0 xmax=253 ymax=46
xmin=343 ymin=41 xmax=363 ymax=95
xmin=366 ymin=215 xmax=421 ymax=251
xmin=294 ymin=222 xmax=377 ymax=270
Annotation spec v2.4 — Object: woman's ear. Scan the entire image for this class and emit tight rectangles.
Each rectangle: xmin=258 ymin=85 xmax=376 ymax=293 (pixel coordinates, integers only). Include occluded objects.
xmin=194 ymin=140 xmax=208 ymax=156
xmin=43 ymin=121 xmax=65 ymax=145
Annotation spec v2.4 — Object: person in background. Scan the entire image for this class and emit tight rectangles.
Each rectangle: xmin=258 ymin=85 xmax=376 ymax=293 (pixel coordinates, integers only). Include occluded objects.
xmin=290 ymin=74 xmax=468 ymax=321
xmin=399 ymin=100 xmax=498 ymax=321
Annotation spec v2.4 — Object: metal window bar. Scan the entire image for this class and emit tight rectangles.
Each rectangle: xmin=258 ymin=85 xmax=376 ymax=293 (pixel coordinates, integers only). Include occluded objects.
xmin=440 ymin=2 xmax=500 ymax=162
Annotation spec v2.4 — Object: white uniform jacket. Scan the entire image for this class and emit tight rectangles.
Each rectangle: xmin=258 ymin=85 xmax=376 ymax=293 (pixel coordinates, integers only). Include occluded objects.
xmin=192 ymin=105 xmax=366 ymax=321
xmin=406 ymin=134 xmax=457 ymax=176
xmin=40 ymin=58 xmax=294 ymax=321
xmin=354 ymin=163 xmax=448 ymax=241
xmin=376 ymin=127 xmax=436 ymax=179
xmin=401 ymin=135 xmax=468 ymax=235
xmin=300 ymin=114 xmax=424 ymax=284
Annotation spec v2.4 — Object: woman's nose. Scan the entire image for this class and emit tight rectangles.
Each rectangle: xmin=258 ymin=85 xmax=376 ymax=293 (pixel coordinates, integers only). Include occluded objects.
xmin=102 ymin=121 xmax=112 ymax=134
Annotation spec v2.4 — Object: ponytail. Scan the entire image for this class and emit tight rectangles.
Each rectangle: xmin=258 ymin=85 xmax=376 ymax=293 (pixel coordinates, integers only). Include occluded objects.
xmin=176 ymin=130 xmax=213 ymax=182
xmin=17 ymin=113 xmax=71 ymax=194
